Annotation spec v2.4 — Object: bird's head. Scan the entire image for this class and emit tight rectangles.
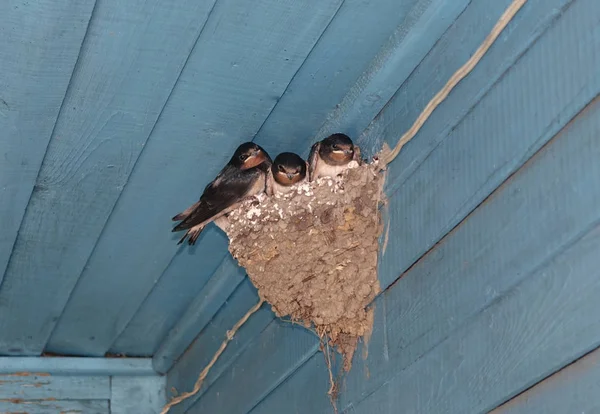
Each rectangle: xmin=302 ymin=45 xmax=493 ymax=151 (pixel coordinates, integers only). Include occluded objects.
xmin=232 ymin=142 xmax=272 ymax=170
xmin=319 ymin=133 xmax=354 ymax=165
xmin=272 ymin=152 xmax=307 ymax=186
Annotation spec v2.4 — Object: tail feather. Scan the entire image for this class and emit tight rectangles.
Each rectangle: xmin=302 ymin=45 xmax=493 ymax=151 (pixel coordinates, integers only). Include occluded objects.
xmin=172 ymin=212 xmax=187 ymax=221
xmin=176 ymin=225 xmax=205 ymax=246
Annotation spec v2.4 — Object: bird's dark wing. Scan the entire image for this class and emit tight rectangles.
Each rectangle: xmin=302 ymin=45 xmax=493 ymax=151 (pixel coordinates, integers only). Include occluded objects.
xmin=172 ymin=166 xmax=257 ymax=232
xmin=307 ymin=142 xmax=320 ymax=181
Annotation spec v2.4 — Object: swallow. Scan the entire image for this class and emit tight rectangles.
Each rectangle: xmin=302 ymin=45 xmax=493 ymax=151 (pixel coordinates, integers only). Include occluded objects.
xmin=267 ymin=152 xmax=308 ymax=195
xmin=172 ymin=142 xmax=272 ymax=245
xmin=307 ymin=133 xmax=361 ymax=181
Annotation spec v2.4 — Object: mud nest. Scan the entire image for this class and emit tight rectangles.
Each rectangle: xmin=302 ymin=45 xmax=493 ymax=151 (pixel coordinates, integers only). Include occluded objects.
xmin=218 ymin=160 xmax=384 ymax=371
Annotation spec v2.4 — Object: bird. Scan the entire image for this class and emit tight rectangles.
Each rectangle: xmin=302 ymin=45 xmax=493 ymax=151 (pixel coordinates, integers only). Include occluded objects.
xmin=171 ymin=142 xmax=272 ymax=245
xmin=267 ymin=152 xmax=308 ymax=195
xmin=307 ymin=133 xmax=361 ymax=181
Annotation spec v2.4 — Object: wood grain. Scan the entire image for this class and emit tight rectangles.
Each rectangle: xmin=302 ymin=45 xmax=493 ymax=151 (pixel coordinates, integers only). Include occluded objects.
xmin=111 ymin=376 xmax=166 ymax=414
xmin=312 ymin=0 xmax=471 ymax=142
xmin=0 ymin=0 xmax=220 ymax=356
xmin=253 ymin=0 xmax=418 ymax=156
xmin=0 ymin=357 xmax=155 ymax=376
xmin=373 ymin=0 xmax=599 ymax=289
xmin=350 ymin=222 xmax=600 ymax=413
xmin=153 ymin=257 xmax=247 ymax=374
xmin=0 ymin=374 xmax=109 ymax=400
xmin=0 ymin=399 xmax=109 ymax=414
xmin=49 ymin=0 xmax=343 ymax=359
xmin=185 ymin=319 xmax=319 ymax=414
xmin=166 ymin=278 xmax=275 ymax=414
xmin=0 ymin=0 xmax=95 ymax=284
xmin=492 ymin=346 xmax=600 ymax=414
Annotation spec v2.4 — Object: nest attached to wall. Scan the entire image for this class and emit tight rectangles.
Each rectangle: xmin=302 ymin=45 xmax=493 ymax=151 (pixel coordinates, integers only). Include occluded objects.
xmin=218 ymin=159 xmax=385 ymax=373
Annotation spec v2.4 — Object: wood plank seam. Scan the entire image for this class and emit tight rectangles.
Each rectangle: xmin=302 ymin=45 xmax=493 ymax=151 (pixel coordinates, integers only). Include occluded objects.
xmin=243 ymin=348 xmax=321 ymax=414
xmin=151 ymin=0 xmax=464 ymax=372
xmin=46 ymin=0 xmax=221 ymax=356
xmin=378 ymin=92 xmax=599 ymax=330
xmin=107 ymin=1 xmax=343 ymax=360
xmin=251 ymin=0 xmax=345 ymax=139
xmin=164 ymin=0 xmax=529 ymax=398
xmin=342 ymin=92 xmax=600 ymax=413
xmin=0 ymin=0 xmax=99 ymax=287
xmin=376 ymin=0 xmax=571 ymax=200
xmin=490 ymin=344 xmax=600 ymax=412
xmin=311 ymin=0 xmax=473 ymax=142
xmin=367 ymin=0 xmax=577 ymax=293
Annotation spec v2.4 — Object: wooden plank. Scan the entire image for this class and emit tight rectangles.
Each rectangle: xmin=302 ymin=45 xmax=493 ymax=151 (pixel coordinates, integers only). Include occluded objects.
xmin=349 ymin=222 xmax=600 ymax=413
xmin=185 ymin=319 xmax=318 ymax=414
xmin=110 ymin=228 xmax=229 ymax=357
xmin=0 ymin=357 xmax=155 ymax=376
xmin=249 ymin=353 xmax=332 ymax=414
xmin=178 ymin=1 xmax=598 ymax=407
xmin=359 ymin=0 xmax=573 ymax=168
xmin=312 ymin=0 xmax=471 ymax=141
xmin=0 ymin=0 xmax=220 ymax=357
xmin=338 ymin=85 xmax=600 ymax=409
xmin=250 ymin=59 xmax=600 ymax=414
xmin=0 ymin=374 xmax=109 ymax=400
xmin=492 ymin=347 xmax=600 ymax=414
xmin=111 ymin=376 xmax=166 ymax=414
xmin=372 ymin=0 xmax=600 ymax=289
xmin=49 ymin=0 xmax=343 ymax=359
xmin=153 ymin=256 xmax=247 ymax=374
xmin=253 ymin=0 xmax=418 ymax=155
xmin=0 ymin=399 xmax=109 ymax=414
xmin=0 ymin=0 xmax=95 ymax=283
xmin=166 ymin=278 xmax=275 ymax=414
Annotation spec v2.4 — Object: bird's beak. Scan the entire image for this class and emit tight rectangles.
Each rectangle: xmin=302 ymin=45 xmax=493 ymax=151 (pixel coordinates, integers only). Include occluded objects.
xmin=344 ymin=148 xmax=354 ymax=155
xmin=287 ymin=173 xmax=294 ymax=180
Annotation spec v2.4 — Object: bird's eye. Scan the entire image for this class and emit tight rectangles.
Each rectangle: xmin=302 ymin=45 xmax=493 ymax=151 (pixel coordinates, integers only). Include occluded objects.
xmin=239 ymin=154 xmax=248 ymax=161
xmin=332 ymin=144 xmax=338 ymax=150
xmin=277 ymin=164 xmax=285 ymax=172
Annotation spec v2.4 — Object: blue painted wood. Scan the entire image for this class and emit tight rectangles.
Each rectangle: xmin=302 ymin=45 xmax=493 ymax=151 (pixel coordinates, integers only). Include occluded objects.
xmin=174 ymin=1 xmax=598 ymax=410
xmin=312 ymin=0 xmax=471 ymax=142
xmin=153 ymin=257 xmax=247 ymax=374
xmin=167 ymin=278 xmax=275 ymax=414
xmin=245 ymin=58 xmax=600 ymax=414
xmin=371 ymin=0 xmax=599 ymax=290
xmin=349 ymin=221 xmax=600 ymax=413
xmin=359 ymin=0 xmax=572 ymax=164
xmin=185 ymin=320 xmax=318 ymax=414
xmin=50 ymin=0 xmax=343 ymax=359
xmin=0 ymin=374 xmax=109 ymax=400
xmin=0 ymin=0 xmax=219 ymax=357
xmin=492 ymin=347 xmax=600 ymax=414
xmin=0 ymin=400 xmax=109 ymax=413
xmin=0 ymin=0 xmax=95 ymax=283
xmin=339 ymin=90 xmax=600 ymax=409
xmin=111 ymin=376 xmax=166 ymax=414
xmin=252 ymin=0 xmax=418 ymax=156
xmin=249 ymin=353 xmax=332 ymax=414
xmin=0 ymin=357 xmax=155 ymax=376
xmin=110 ymin=228 xmax=229 ymax=357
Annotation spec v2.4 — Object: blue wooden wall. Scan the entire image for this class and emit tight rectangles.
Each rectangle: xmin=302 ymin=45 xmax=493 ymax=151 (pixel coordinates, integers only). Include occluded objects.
xmin=0 ymin=357 xmax=165 ymax=413
xmin=164 ymin=0 xmax=600 ymax=413
xmin=2 ymin=0 xmax=600 ymax=412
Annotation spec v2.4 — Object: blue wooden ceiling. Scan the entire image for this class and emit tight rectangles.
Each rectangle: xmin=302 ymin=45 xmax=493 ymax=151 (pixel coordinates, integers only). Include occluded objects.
xmin=0 ymin=0 xmax=420 ymax=357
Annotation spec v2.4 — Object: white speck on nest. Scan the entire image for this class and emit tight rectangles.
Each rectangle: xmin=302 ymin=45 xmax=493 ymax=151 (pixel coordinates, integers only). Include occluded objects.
xmin=246 ymin=206 xmax=261 ymax=219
